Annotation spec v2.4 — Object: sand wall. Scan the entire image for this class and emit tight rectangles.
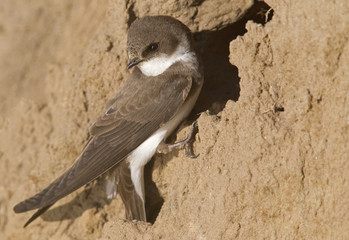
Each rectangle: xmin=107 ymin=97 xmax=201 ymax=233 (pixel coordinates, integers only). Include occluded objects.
xmin=0 ymin=0 xmax=348 ymax=239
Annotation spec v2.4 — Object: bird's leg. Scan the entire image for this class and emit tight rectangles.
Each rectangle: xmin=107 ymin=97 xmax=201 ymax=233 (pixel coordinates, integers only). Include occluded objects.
xmin=157 ymin=120 xmax=199 ymax=158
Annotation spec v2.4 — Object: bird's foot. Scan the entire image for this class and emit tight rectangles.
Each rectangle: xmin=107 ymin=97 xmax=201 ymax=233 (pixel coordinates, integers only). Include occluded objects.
xmin=156 ymin=120 xmax=199 ymax=158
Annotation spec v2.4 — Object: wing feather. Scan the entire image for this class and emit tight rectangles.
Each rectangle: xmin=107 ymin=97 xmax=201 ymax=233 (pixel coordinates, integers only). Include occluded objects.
xmin=14 ymin=71 xmax=193 ymax=213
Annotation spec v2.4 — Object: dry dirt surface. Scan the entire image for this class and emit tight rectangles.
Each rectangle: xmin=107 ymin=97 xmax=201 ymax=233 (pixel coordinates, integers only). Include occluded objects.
xmin=1 ymin=0 xmax=348 ymax=239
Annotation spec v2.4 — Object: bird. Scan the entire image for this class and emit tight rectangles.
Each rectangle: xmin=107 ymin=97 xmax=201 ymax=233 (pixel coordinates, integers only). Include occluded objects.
xmin=13 ymin=15 xmax=204 ymax=227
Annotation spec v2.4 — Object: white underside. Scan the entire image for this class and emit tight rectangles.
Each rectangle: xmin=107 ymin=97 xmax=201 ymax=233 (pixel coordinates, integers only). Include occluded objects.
xmin=127 ymin=86 xmax=201 ymax=201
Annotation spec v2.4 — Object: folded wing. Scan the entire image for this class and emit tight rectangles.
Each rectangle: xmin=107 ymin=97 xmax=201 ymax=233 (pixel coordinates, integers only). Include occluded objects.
xmin=14 ymin=73 xmax=192 ymax=213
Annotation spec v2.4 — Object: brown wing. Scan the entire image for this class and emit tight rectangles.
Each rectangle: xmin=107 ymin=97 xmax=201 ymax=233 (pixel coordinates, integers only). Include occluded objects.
xmin=13 ymin=71 xmax=192 ymax=214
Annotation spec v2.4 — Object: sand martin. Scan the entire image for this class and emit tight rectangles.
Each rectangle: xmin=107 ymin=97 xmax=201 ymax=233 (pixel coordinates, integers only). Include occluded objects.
xmin=13 ymin=15 xmax=203 ymax=226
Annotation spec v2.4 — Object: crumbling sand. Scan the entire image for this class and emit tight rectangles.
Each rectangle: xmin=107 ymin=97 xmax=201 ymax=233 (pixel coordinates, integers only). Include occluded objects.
xmin=0 ymin=0 xmax=348 ymax=239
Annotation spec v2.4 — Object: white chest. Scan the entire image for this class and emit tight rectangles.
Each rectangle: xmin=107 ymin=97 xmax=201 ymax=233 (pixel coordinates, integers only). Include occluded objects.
xmin=126 ymin=86 xmax=201 ymax=200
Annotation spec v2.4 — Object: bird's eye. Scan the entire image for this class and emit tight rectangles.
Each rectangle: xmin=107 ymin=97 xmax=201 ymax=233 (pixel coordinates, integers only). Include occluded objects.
xmin=142 ymin=42 xmax=159 ymax=58
xmin=148 ymin=43 xmax=158 ymax=51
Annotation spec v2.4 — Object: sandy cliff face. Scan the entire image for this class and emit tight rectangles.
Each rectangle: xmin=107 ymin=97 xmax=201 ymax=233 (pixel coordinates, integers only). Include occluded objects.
xmin=0 ymin=0 xmax=348 ymax=239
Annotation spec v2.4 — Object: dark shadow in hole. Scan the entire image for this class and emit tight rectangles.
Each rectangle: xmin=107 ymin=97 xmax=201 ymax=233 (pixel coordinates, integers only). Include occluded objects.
xmin=192 ymin=1 xmax=274 ymax=115
xmin=32 ymin=1 xmax=274 ymax=227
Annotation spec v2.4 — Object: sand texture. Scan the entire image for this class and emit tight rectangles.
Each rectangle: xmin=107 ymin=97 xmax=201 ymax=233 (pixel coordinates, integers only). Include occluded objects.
xmin=0 ymin=0 xmax=348 ymax=239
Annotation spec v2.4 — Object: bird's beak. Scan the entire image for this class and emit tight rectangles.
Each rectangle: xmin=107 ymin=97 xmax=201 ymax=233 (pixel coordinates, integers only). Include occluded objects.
xmin=127 ymin=58 xmax=142 ymax=70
